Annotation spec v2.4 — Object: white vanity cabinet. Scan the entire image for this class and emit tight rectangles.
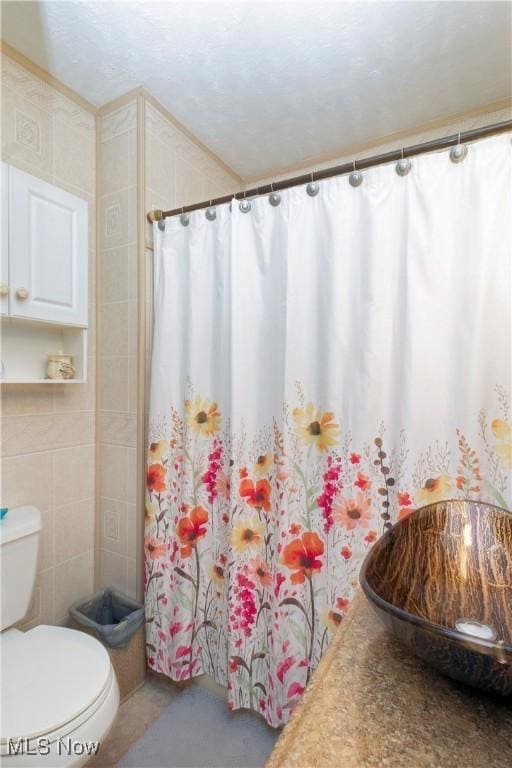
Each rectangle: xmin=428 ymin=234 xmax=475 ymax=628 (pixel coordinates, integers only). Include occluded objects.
xmin=1 ymin=163 xmax=89 ymax=383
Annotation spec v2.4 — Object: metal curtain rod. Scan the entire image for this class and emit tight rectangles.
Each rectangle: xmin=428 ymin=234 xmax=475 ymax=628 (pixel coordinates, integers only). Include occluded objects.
xmin=147 ymin=119 xmax=512 ymax=222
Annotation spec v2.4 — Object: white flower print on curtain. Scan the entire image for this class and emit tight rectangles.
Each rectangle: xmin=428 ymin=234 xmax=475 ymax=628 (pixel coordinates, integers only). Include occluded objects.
xmin=145 ymin=133 xmax=511 ymax=727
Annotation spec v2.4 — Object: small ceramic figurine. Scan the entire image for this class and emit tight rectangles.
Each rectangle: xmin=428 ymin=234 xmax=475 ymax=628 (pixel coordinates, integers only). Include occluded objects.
xmin=47 ymin=353 xmax=75 ymax=380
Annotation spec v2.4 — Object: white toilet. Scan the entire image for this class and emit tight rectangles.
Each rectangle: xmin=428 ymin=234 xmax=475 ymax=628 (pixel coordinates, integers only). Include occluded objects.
xmin=0 ymin=506 xmax=119 ymax=767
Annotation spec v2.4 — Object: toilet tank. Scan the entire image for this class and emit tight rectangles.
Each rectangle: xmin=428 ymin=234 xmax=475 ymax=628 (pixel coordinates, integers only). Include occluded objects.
xmin=0 ymin=506 xmax=41 ymax=630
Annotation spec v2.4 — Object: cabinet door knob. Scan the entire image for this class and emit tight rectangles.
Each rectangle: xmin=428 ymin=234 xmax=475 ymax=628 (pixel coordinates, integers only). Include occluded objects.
xmin=16 ymin=287 xmax=29 ymax=300
xmin=0 ymin=282 xmax=8 ymax=297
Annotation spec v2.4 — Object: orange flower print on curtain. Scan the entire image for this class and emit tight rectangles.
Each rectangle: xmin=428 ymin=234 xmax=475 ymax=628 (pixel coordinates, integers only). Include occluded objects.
xmin=145 ymin=384 xmax=511 ymax=728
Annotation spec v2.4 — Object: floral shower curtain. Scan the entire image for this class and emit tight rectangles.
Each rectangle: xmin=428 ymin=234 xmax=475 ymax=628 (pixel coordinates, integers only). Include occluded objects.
xmin=145 ymin=133 xmax=511 ymax=727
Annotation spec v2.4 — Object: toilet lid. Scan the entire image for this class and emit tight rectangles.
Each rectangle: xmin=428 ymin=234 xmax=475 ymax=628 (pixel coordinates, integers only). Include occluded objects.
xmin=1 ymin=625 xmax=112 ymax=742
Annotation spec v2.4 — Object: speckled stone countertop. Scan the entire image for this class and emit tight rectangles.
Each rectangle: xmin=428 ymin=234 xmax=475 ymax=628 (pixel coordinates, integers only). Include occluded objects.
xmin=266 ymin=592 xmax=512 ymax=768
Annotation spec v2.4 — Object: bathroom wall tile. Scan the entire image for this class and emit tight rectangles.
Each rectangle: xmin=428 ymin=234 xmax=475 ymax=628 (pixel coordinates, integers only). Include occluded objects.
xmin=126 ymin=447 xmax=138 ymax=505
xmin=0 ymin=384 xmax=54 ymax=416
xmin=100 ymin=301 xmax=129 ymax=356
xmin=37 ymin=507 xmax=55 ymax=573
xmin=128 ymin=355 xmax=138 ymax=414
xmin=101 ymin=356 xmax=129 ymax=412
xmin=53 ymin=444 xmax=95 ymax=505
xmin=100 ymin=246 xmax=130 ymax=303
xmin=100 ymin=444 xmax=128 ymax=501
xmin=175 ymin=156 xmax=204 ymax=208
xmin=101 ymin=187 xmax=137 ymax=249
xmin=89 ymin=246 xmax=97 ymax=306
xmin=1 ymin=451 xmax=54 ymax=510
xmin=88 ymin=307 xmax=97 ymax=357
xmin=100 ymin=413 xmax=137 ymax=447
xmin=100 ymin=549 xmax=128 ymax=593
xmin=19 ymin=567 xmax=55 ymax=630
xmin=101 ymin=497 xmax=127 ymax=556
xmin=127 ymin=243 xmax=139 ymax=301
xmin=125 ymin=502 xmax=139 ymax=561
xmin=1 ymin=84 xmax=54 ymax=177
xmin=1 ymin=54 xmax=95 ymax=136
xmin=54 ymin=114 xmax=95 ymax=195
xmin=126 ymin=557 xmax=139 ymax=600
xmin=54 ymin=498 xmax=95 ymax=565
xmin=1 ymin=412 xmax=94 ymax=456
xmin=145 ymin=134 xmax=176 ymax=202
xmin=101 ymin=128 xmax=137 ymax=195
xmin=128 ymin=300 xmax=138 ymax=357
xmin=53 ymin=356 xmax=96 ymax=413
xmin=100 ymin=101 xmax=137 ymax=143
xmin=54 ymin=550 xmax=94 ymax=622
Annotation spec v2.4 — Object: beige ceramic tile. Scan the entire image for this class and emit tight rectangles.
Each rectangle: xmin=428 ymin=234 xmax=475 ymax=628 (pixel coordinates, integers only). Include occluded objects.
xmin=126 ymin=447 xmax=138 ymax=504
xmin=100 ymin=356 xmax=129 ymax=412
xmin=54 ymin=498 xmax=95 ymax=564
xmin=128 ymin=355 xmax=138 ymax=414
xmin=101 ymin=187 xmax=137 ymax=249
xmin=0 ymin=384 xmax=54 ymax=416
xmin=53 ymin=356 xmax=96 ymax=413
xmin=100 ymin=444 xmax=128 ymax=501
xmin=1 ymin=450 xmax=54 ymax=510
xmin=19 ymin=567 xmax=55 ymax=629
xmin=145 ymin=134 xmax=176 ymax=201
xmin=37 ymin=507 xmax=55 ymax=573
xmin=100 ymin=101 xmax=137 ymax=143
xmin=1 ymin=84 xmax=54 ymax=177
xmin=101 ymin=497 xmax=128 ymax=556
xmin=100 ymin=413 xmax=137 ymax=447
xmin=100 ymin=301 xmax=129 ymax=356
xmin=100 ymin=246 xmax=130 ymax=303
xmin=125 ymin=503 xmax=139 ymax=562
xmin=125 ymin=556 xmax=139 ymax=599
xmin=89 ymin=247 xmax=97 ymax=306
xmin=101 ymin=128 xmax=137 ymax=196
xmin=127 ymin=300 xmax=138 ymax=357
xmin=1 ymin=412 xmax=94 ymax=456
xmin=54 ymin=549 xmax=94 ymax=621
xmin=127 ymin=243 xmax=139 ymax=301
xmin=53 ymin=444 xmax=95 ymax=505
xmin=54 ymin=114 xmax=95 ymax=195
xmin=175 ymin=155 xmax=205 ymax=207
xmin=99 ymin=549 xmax=128 ymax=593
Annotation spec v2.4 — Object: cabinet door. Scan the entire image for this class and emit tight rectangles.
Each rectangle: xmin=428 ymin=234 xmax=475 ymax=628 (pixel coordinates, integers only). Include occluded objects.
xmin=1 ymin=162 xmax=8 ymax=316
xmin=9 ymin=167 xmax=88 ymax=326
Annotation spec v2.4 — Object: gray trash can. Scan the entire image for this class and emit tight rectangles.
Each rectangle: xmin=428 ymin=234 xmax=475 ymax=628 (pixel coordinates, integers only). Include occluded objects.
xmin=69 ymin=588 xmax=146 ymax=702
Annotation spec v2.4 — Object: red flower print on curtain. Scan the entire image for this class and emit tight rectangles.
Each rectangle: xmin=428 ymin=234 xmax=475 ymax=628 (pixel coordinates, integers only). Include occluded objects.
xmin=145 ymin=384 xmax=511 ymax=727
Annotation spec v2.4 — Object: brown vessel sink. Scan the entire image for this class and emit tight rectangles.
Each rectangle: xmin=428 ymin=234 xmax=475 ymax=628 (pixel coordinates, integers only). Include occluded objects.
xmin=360 ymin=500 xmax=512 ymax=696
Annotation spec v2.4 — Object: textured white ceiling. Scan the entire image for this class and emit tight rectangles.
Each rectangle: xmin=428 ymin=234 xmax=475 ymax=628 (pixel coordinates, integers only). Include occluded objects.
xmin=2 ymin=1 xmax=511 ymax=179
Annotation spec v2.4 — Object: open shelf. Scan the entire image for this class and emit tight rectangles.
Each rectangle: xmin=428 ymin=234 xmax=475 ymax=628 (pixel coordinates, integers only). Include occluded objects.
xmin=0 ymin=317 xmax=87 ymax=384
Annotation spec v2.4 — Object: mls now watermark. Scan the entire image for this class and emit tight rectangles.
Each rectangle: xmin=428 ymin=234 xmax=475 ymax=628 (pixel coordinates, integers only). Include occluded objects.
xmin=8 ymin=737 xmax=100 ymax=758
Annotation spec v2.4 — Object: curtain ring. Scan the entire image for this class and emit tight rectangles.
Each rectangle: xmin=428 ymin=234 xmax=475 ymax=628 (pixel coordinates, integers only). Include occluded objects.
xmin=306 ymin=171 xmax=319 ymax=196
xmin=269 ymin=181 xmax=281 ymax=206
xmin=349 ymin=159 xmax=363 ymax=187
xmin=396 ymin=148 xmax=412 ymax=176
xmin=450 ymin=129 xmax=467 ymax=163
xmin=205 ymin=200 xmax=216 ymax=221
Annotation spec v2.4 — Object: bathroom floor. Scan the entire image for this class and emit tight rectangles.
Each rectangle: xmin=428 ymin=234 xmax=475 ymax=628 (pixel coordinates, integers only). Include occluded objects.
xmin=86 ymin=674 xmax=177 ymax=768
xmin=86 ymin=673 xmax=279 ymax=768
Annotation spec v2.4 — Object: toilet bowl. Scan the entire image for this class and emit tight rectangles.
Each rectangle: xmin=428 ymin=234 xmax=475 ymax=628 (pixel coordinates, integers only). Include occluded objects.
xmin=0 ymin=507 xmax=119 ymax=767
